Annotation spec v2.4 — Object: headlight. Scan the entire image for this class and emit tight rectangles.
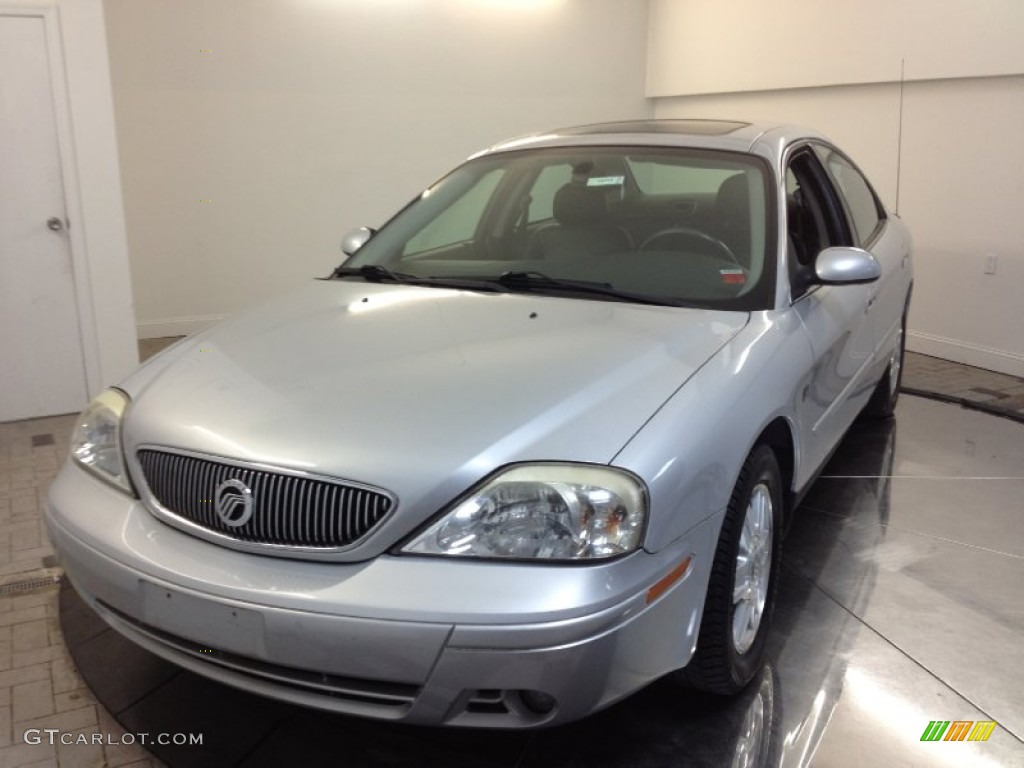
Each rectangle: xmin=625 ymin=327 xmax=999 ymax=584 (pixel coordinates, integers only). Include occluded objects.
xmin=71 ymin=388 xmax=133 ymax=494
xmin=401 ymin=464 xmax=646 ymax=561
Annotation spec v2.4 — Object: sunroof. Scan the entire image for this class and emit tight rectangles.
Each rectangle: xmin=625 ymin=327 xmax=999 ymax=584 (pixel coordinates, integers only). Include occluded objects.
xmin=558 ymin=120 xmax=750 ymax=137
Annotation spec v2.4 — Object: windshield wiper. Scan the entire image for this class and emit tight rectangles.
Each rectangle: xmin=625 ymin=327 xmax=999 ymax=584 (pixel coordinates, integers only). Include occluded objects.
xmin=330 ymin=266 xmax=694 ymax=307
xmin=330 ymin=265 xmax=503 ymax=293
xmin=495 ymin=271 xmax=691 ymax=307
xmin=331 ymin=264 xmax=417 ymax=282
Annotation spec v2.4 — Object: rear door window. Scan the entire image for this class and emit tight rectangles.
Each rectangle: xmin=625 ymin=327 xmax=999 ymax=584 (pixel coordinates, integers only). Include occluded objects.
xmin=527 ymin=164 xmax=573 ymax=223
xmin=813 ymin=146 xmax=885 ymax=245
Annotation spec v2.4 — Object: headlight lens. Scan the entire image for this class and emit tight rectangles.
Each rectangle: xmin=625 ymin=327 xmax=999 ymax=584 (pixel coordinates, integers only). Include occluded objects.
xmin=401 ymin=464 xmax=646 ymax=561
xmin=70 ymin=388 xmax=133 ymax=494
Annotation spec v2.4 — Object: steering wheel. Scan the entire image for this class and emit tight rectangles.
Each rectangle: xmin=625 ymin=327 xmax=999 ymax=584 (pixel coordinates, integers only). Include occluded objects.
xmin=639 ymin=227 xmax=740 ymax=266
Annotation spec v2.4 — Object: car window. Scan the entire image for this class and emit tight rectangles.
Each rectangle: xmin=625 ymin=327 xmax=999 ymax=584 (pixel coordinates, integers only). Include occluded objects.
xmin=404 ymin=168 xmax=505 ymax=256
xmin=627 ymin=160 xmax=737 ymax=196
xmin=527 ymin=164 xmax=572 ymax=223
xmin=813 ymin=146 xmax=884 ymax=245
xmin=346 ymin=147 xmax=776 ymax=311
xmin=786 ymin=149 xmax=849 ymax=298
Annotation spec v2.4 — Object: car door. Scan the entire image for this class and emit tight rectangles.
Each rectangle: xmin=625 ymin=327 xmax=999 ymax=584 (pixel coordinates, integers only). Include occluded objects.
xmin=786 ymin=146 xmax=877 ymax=476
xmin=813 ymin=144 xmax=911 ymax=371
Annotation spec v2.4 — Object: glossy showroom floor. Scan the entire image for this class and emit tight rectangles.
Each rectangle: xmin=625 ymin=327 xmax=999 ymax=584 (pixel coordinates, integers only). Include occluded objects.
xmin=1 ymin=367 xmax=1023 ymax=766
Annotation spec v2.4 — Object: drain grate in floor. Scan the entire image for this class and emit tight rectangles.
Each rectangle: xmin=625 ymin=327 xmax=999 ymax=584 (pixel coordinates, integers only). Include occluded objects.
xmin=0 ymin=573 xmax=61 ymax=596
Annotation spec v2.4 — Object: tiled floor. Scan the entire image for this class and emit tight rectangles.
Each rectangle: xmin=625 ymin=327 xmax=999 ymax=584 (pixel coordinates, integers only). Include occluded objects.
xmin=0 ymin=341 xmax=1021 ymax=766
xmin=135 ymin=337 xmax=182 ymax=363
xmin=903 ymin=351 xmax=1024 ymax=419
xmin=0 ymin=414 xmax=163 ymax=768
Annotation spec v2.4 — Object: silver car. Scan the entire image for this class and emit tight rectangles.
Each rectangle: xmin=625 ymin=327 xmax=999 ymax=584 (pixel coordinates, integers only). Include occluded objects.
xmin=46 ymin=120 xmax=912 ymax=727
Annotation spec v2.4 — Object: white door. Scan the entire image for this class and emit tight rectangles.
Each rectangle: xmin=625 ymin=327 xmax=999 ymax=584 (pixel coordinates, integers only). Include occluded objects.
xmin=0 ymin=14 xmax=90 ymax=421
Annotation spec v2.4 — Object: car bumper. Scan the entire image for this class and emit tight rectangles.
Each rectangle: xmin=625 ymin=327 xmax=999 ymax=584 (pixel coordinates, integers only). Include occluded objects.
xmin=45 ymin=462 xmax=717 ymax=727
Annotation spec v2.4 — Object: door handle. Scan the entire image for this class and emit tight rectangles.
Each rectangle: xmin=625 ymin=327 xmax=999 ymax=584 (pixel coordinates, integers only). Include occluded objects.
xmin=46 ymin=217 xmax=65 ymax=232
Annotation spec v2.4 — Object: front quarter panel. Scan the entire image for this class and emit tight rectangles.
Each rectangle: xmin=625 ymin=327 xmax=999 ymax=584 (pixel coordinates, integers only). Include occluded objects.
xmin=614 ymin=309 xmax=812 ymax=554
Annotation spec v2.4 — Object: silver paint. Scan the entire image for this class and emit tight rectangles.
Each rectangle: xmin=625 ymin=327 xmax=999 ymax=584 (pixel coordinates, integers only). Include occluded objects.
xmin=45 ymin=120 xmax=915 ymax=727
xmin=814 ymin=246 xmax=882 ymax=284
xmin=340 ymin=226 xmax=373 ymax=256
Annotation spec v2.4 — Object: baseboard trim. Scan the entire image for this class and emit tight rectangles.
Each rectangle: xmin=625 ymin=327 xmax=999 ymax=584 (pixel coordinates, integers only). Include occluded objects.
xmin=907 ymin=331 xmax=1024 ymax=378
xmin=137 ymin=315 xmax=227 ymax=339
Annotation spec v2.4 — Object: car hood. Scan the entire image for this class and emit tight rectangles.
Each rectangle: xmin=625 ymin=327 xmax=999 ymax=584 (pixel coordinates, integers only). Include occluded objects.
xmin=121 ymin=280 xmax=747 ymax=555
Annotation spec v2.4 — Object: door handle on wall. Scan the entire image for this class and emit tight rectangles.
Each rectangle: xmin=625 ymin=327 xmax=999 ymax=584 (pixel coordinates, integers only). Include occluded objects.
xmin=46 ymin=217 xmax=65 ymax=232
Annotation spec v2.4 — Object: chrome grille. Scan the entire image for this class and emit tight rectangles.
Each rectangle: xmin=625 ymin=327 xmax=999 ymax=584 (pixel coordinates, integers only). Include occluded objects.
xmin=136 ymin=449 xmax=393 ymax=550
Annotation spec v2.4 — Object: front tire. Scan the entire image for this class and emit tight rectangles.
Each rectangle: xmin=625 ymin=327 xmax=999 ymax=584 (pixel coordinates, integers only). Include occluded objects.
xmin=678 ymin=445 xmax=783 ymax=695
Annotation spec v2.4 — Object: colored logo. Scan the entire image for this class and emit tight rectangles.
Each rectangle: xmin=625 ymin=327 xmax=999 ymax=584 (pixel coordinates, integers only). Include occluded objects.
xmin=921 ymin=720 xmax=997 ymax=742
xmin=214 ymin=479 xmax=254 ymax=528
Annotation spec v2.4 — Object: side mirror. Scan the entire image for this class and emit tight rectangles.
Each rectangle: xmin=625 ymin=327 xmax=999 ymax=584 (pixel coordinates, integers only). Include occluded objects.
xmin=341 ymin=227 xmax=375 ymax=257
xmin=814 ymin=247 xmax=880 ymax=285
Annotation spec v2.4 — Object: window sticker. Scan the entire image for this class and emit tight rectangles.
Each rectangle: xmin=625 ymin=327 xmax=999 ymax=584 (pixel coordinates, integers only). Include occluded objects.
xmin=586 ymin=175 xmax=625 ymax=187
xmin=720 ymin=268 xmax=747 ymax=285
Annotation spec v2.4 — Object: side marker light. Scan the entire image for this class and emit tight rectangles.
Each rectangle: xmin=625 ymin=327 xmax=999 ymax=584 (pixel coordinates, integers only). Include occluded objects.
xmin=646 ymin=557 xmax=693 ymax=604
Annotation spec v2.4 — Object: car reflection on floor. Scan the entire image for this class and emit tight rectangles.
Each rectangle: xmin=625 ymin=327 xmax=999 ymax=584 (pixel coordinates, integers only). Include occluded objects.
xmin=60 ymin=397 xmax=1024 ymax=767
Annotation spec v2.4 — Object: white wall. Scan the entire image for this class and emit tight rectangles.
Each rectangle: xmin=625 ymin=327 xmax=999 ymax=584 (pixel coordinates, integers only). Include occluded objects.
xmin=9 ymin=0 xmax=138 ymax=392
xmin=649 ymin=1 xmax=1024 ymax=376
xmin=647 ymin=0 xmax=1024 ymax=96
xmin=896 ymin=76 xmax=1024 ymax=374
xmin=104 ymin=0 xmax=651 ymax=338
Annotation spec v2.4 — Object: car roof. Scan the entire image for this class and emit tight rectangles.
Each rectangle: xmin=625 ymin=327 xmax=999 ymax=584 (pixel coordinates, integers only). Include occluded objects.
xmin=476 ymin=119 xmax=829 ymax=161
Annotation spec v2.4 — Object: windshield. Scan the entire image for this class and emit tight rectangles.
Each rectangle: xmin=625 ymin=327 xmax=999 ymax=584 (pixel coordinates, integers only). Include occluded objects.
xmin=342 ymin=146 xmax=775 ymax=309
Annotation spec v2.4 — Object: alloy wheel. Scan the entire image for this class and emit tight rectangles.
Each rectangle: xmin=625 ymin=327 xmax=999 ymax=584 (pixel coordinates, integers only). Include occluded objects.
xmin=732 ymin=483 xmax=773 ymax=654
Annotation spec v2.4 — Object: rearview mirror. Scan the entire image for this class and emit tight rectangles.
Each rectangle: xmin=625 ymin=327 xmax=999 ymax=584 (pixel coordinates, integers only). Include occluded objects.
xmin=341 ymin=227 xmax=375 ymax=257
xmin=815 ymin=247 xmax=880 ymax=285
